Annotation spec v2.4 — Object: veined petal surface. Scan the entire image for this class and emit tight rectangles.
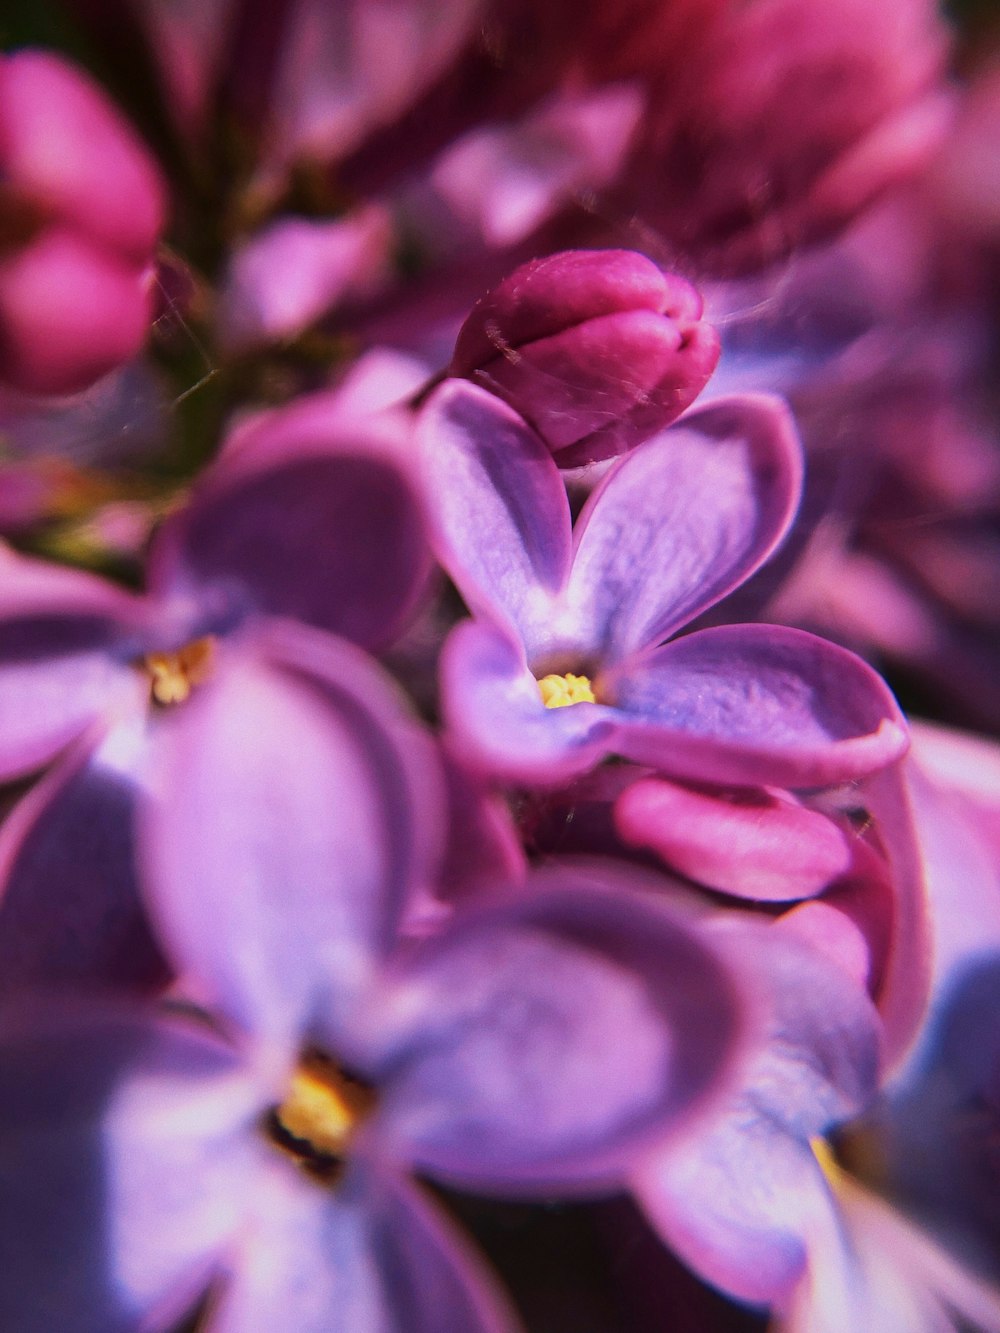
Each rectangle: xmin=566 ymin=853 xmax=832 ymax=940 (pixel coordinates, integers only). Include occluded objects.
xmin=605 ymin=624 xmax=908 ymax=787
xmin=563 ymin=394 xmax=802 ymax=661
xmin=418 ymin=380 xmax=572 ymax=654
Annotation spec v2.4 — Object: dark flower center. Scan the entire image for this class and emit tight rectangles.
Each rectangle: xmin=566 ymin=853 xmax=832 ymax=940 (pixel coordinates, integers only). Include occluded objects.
xmin=266 ymin=1050 xmax=376 ymax=1184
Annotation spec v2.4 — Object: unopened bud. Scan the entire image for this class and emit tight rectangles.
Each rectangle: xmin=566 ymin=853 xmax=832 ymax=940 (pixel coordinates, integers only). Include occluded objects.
xmin=450 ymin=249 xmax=720 ymax=466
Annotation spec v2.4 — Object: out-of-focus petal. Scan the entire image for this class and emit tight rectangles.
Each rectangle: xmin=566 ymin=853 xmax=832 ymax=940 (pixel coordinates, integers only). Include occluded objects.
xmin=370 ymin=874 xmax=744 ymax=1193
xmin=432 ymin=85 xmax=642 ymax=247
xmin=564 ymin=395 xmax=802 ymax=661
xmin=0 ymin=548 xmax=148 ymax=781
xmin=0 ymin=1004 xmax=257 ymax=1333
xmin=0 ymin=357 xmax=168 ymax=468
xmin=268 ymin=0 xmax=485 ymax=166
xmin=0 ymin=719 xmax=168 ymax=999
xmin=440 ymin=619 xmax=617 ymax=784
xmin=147 ymin=429 xmax=431 ymax=652
xmin=141 ymin=628 xmax=441 ymax=1049
xmin=869 ymin=745 xmax=1000 ymax=1274
xmin=635 ymin=922 xmax=881 ymax=1307
xmin=418 ymin=380 xmax=572 ymax=651
xmin=211 ymin=1160 xmax=519 ymax=1333
xmin=218 ymin=206 xmax=392 ymax=352
xmin=782 ymin=1175 xmax=1000 ymax=1333
xmin=605 ymin=624 xmax=908 ymax=787
xmin=431 ymin=743 xmax=527 ymax=913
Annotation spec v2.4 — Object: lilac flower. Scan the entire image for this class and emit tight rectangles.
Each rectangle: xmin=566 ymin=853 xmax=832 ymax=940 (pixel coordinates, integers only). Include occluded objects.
xmin=634 ymin=917 xmax=882 ymax=1310
xmin=0 ymin=51 xmax=165 ymax=395
xmin=450 ymin=249 xmax=720 ymax=466
xmin=634 ymin=912 xmax=1000 ymax=1332
xmin=0 ymin=647 xmax=747 ymax=1331
xmin=417 ymin=378 xmax=907 ymax=787
xmin=630 ymin=735 xmax=1000 ymax=1332
xmin=0 ymin=409 xmax=430 ymax=994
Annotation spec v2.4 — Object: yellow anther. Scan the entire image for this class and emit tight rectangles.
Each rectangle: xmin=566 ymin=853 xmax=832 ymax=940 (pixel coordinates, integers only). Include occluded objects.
xmin=274 ymin=1056 xmax=374 ymax=1161
xmin=537 ymin=672 xmax=596 ymax=709
xmin=144 ymin=636 xmax=217 ymax=706
xmin=811 ymin=1136 xmax=845 ymax=1191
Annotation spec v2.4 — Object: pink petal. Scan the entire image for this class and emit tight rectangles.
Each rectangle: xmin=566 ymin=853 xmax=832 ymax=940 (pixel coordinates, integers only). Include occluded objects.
xmin=616 ymin=777 xmax=855 ymax=901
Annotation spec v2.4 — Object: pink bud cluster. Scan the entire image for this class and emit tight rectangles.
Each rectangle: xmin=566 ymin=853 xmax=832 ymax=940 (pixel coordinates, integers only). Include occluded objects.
xmin=0 ymin=52 xmax=166 ymax=396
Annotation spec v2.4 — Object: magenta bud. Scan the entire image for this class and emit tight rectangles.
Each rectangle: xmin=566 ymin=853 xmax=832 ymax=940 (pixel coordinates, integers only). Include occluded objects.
xmin=0 ymin=230 xmax=154 ymax=397
xmin=0 ymin=51 xmax=166 ymax=396
xmin=450 ymin=249 xmax=720 ymax=466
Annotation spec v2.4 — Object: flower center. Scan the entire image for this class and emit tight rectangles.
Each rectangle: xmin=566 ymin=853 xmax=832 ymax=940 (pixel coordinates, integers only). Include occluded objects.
xmin=811 ymin=1136 xmax=846 ymax=1190
xmin=537 ymin=672 xmax=596 ymax=709
xmin=142 ymin=636 xmax=217 ymax=706
xmin=267 ymin=1051 xmax=376 ymax=1183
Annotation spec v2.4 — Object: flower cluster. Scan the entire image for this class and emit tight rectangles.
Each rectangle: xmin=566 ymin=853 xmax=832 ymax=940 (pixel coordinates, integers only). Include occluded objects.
xmin=1 ymin=2 xmax=1000 ymax=1331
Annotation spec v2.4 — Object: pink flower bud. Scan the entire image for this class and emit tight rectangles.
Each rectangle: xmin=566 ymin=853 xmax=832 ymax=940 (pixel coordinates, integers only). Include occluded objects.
xmin=0 ymin=51 xmax=166 ymax=396
xmin=0 ymin=230 xmax=155 ymax=397
xmin=450 ymin=249 xmax=720 ymax=466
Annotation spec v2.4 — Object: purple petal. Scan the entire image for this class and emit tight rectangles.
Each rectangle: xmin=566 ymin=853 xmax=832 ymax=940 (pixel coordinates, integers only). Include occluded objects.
xmin=432 ymin=86 xmax=641 ymax=247
xmin=147 ymin=432 xmax=430 ymax=651
xmin=267 ymin=0 xmax=482 ymax=165
xmin=432 ymin=743 xmax=527 ymax=911
xmin=605 ymin=624 xmax=909 ymax=787
xmin=141 ymin=626 xmax=442 ymax=1048
xmin=369 ymin=873 xmax=745 ymax=1194
xmin=218 ymin=206 xmax=392 ymax=352
xmin=0 ymin=548 xmax=148 ymax=780
xmin=440 ymin=619 xmax=618 ymax=784
xmin=615 ymin=777 xmax=856 ymax=901
xmin=417 ymin=380 xmax=572 ymax=652
xmin=0 ymin=1003 xmax=258 ymax=1332
xmin=563 ymin=394 xmax=802 ymax=661
xmin=850 ymin=763 xmax=934 ymax=1066
xmin=211 ymin=1161 xmax=519 ymax=1333
xmin=0 ymin=722 xmax=168 ymax=999
xmin=635 ymin=922 xmax=881 ymax=1307
xmin=785 ymin=1178 xmax=1000 ymax=1333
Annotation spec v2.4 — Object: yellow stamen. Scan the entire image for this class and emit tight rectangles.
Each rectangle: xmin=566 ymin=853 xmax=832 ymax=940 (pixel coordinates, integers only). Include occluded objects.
xmin=811 ymin=1136 xmax=845 ymax=1191
xmin=537 ymin=672 xmax=596 ymax=709
xmin=144 ymin=636 xmax=217 ymax=706
xmin=273 ymin=1055 xmax=374 ymax=1162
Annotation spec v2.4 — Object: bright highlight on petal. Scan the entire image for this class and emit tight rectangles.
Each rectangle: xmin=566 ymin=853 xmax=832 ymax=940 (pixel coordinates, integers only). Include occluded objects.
xmin=143 ymin=636 xmax=217 ymax=706
xmin=537 ymin=672 xmax=596 ymax=709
